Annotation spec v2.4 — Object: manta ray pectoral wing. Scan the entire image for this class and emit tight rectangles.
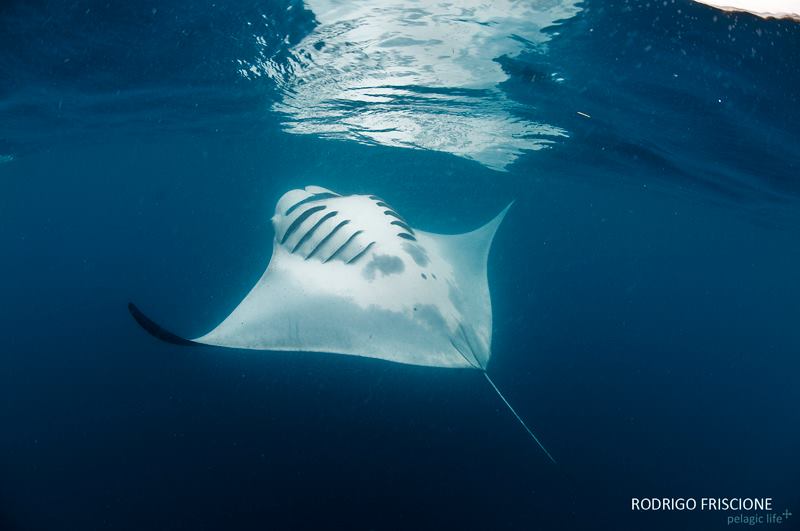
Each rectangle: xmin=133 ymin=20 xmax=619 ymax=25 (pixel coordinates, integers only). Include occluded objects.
xmin=414 ymin=201 xmax=514 ymax=369
xmin=190 ymin=259 xmax=476 ymax=368
xmin=425 ymin=201 xmax=514 ymax=274
xmin=128 ymin=303 xmax=200 ymax=347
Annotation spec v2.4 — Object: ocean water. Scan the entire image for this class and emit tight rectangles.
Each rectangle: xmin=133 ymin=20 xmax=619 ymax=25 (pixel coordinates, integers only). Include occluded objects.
xmin=1 ymin=1 xmax=799 ymax=530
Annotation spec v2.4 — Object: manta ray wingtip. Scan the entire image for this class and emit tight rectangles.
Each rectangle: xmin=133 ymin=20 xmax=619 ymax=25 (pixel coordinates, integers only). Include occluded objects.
xmin=497 ymin=200 xmax=514 ymax=222
xmin=128 ymin=302 xmax=199 ymax=347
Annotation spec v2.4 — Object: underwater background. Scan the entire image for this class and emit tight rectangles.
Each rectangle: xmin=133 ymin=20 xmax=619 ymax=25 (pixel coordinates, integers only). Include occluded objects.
xmin=1 ymin=0 xmax=799 ymax=529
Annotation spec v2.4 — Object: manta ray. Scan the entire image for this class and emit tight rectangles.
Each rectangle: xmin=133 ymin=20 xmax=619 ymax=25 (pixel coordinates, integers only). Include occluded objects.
xmin=129 ymin=185 xmax=555 ymax=463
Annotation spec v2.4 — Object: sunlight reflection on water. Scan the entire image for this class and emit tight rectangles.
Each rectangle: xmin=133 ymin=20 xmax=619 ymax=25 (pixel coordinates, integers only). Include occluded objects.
xmin=240 ymin=0 xmax=581 ymax=170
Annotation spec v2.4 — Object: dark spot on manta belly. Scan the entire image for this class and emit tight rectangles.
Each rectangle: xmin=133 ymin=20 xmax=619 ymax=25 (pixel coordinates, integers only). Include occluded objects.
xmin=362 ymin=254 xmax=405 ymax=280
xmin=402 ymin=242 xmax=429 ymax=267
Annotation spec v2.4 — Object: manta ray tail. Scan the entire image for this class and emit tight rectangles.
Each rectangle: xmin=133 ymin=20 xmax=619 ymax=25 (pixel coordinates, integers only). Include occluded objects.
xmin=483 ymin=372 xmax=557 ymax=464
xmin=128 ymin=303 xmax=199 ymax=347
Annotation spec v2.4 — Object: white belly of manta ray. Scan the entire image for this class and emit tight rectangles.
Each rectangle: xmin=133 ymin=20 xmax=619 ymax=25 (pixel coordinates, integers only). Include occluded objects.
xmin=129 ymin=185 xmax=555 ymax=463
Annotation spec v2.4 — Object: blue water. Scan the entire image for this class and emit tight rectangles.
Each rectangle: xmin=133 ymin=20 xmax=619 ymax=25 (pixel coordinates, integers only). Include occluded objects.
xmin=1 ymin=1 xmax=799 ymax=530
